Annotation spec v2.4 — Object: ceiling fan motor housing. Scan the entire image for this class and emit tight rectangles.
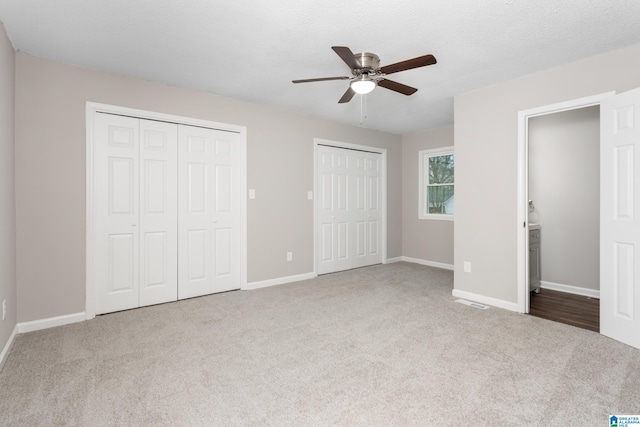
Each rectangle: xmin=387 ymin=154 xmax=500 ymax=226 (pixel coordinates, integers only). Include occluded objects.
xmin=353 ymin=52 xmax=380 ymax=75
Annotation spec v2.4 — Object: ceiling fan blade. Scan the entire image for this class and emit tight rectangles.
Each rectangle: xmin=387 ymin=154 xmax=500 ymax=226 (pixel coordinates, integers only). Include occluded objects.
xmin=379 ymin=54 xmax=437 ymax=75
xmin=332 ymin=46 xmax=363 ymax=70
xmin=378 ymin=79 xmax=418 ymax=96
xmin=292 ymin=76 xmax=350 ymax=84
xmin=338 ymin=87 xmax=356 ymax=103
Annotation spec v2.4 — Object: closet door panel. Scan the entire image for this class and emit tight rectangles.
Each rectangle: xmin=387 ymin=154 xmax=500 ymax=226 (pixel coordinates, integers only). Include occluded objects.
xmin=316 ymin=146 xmax=382 ymax=274
xmin=143 ymin=232 xmax=168 ymax=286
xmin=188 ymin=163 xmax=207 ymax=213
xmin=355 ymin=221 xmax=366 ymax=258
xmin=366 ymin=154 xmax=382 ymax=264
xmin=95 ymin=113 xmax=140 ymax=314
xmin=210 ymin=131 xmax=241 ymax=292
xmin=108 ymin=234 xmax=136 ymax=292
xmin=320 ymin=222 xmax=334 ymax=265
xmin=317 ymin=156 xmax=335 ymax=273
xmin=337 ymin=221 xmax=349 ymax=261
xmin=214 ymin=228 xmax=232 ymax=277
xmin=215 ymin=165 xmax=232 ymax=212
xmin=317 ymin=149 xmax=337 ymax=274
xmin=178 ymin=126 xmax=215 ymax=299
xmin=352 ymin=153 xmax=369 ymax=268
xmin=187 ymin=229 xmax=208 ymax=281
xmin=178 ymin=127 xmax=240 ymax=298
xmin=139 ymin=119 xmax=178 ymax=307
xmin=317 ymin=147 xmax=342 ymax=273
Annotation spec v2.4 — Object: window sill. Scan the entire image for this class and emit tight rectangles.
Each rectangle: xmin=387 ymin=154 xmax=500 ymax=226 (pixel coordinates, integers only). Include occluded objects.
xmin=419 ymin=215 xmax=454 ymax=221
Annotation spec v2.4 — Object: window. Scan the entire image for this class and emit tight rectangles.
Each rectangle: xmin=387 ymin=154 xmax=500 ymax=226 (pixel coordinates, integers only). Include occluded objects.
xmin=419 ymin=146 xmax=454 ymax=220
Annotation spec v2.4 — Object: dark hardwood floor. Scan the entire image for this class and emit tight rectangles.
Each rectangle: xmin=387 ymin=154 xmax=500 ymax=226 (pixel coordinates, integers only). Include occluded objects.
xmin=529 ymin=288 xmax=599 ymax=332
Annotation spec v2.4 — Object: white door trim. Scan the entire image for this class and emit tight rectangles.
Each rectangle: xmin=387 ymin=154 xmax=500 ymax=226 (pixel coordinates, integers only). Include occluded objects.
xmin=86 ymin=102 xmax=247 ymax=320
xmin=516 ymin=92 xmax=614 ymax=313
xmin=313 ymin=138 xmax=388 ymax=274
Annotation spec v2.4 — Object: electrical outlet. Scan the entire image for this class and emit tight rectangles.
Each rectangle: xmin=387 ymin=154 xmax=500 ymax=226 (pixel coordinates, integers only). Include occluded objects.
xmin=464 ymin=262 xmax=472 ymax=273
xmin=248 ymin=189 xmax=256 ymax=199
xmin=307 ymin=191 xmax=313 ymax=200
xmin=286 ymin=251 xmax=293 ymax=261
xmin=2 ymin=299 xmax=6 ymax=321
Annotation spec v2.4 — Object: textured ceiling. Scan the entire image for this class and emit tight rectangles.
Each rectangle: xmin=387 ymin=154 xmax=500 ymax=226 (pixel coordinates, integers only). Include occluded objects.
xmin=1 ymin=0 xmax=640 ymax=134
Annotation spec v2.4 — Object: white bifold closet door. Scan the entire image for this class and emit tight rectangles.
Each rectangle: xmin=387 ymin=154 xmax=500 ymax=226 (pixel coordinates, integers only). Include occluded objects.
xmin=94 ymin=114 xmax=178 ymax=314
xmin=178 ymin=125 xmax=241 ymax=299
xmin=93 ymin=113 xmax=241 ymax=315
xmin=317 ymin=145 xmax=381 ymax=274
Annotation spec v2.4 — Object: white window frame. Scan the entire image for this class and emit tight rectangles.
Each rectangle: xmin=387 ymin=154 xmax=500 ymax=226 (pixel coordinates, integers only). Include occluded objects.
xmin=419 ymin=146 xmax=454 ymax=221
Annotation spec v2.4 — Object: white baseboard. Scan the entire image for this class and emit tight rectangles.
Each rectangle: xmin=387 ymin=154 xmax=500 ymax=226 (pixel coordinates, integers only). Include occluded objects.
xmin=0 ymin=324 xmax=18 ymax=372
xmin=245 ymin=272 xmax=317 ymax=290
xmin=17 ymin=312 xmax=86 ymax=334
xmin=541 ymin=281 xmax=600 ymax=299
xmin=401 ymin=256 xmax=454 ymax=271
xmin=384 ymin=256 xmax=403 ymax=264
xmin=452 ymin=289 xmax=518 ymax=312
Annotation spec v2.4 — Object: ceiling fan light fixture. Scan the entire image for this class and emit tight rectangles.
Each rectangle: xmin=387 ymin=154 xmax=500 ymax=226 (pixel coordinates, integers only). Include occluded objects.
xmin=351 ymin=76 xmax=376 ymax=94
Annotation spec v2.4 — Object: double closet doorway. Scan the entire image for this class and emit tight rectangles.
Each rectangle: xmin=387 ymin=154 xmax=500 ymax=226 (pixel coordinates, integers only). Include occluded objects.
xmin=316 ymin=142 xmax=385 ymax=275
xmin=86 ymin=104 xmax=246 ymax=317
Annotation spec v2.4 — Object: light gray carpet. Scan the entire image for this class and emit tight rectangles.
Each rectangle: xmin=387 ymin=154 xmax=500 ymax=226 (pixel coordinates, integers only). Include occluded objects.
xmin=1 ymin=262 xmax=638 ymax=426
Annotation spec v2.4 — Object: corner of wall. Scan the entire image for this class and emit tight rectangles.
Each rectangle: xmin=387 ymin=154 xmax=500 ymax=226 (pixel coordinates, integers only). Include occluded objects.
xmin=0 ymin=21 xmax=18 ymax=370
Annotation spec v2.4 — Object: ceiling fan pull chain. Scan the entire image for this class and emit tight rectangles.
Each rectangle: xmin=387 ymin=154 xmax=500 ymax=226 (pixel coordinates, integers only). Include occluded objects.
xmin=360 ymin=94 xmax=368 ymax=125
xmin=364 ymin=94 xmax=368 ymax=122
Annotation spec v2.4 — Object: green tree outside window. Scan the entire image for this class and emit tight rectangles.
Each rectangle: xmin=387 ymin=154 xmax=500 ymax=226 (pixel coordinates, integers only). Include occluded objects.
xmin=419 ymin=147 xmax=454 ymax=219
xmin=427 ymin=154 xmax=454 ymax=214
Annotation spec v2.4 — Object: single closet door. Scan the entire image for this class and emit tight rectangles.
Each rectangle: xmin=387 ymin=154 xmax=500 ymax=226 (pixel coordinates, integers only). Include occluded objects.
xmin=317 ymin=145 xmax=382 ymax=274
xmin=94 ymin=114 xmax=178 ymax=315
xmin=351 ymin=150 xmax=381 ymax=269
xmin=178 ymin=126 xmax=241 ymax=299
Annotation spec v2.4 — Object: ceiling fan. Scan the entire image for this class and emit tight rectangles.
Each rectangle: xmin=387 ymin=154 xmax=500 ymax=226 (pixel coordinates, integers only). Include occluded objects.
xmin=292 ymin=46 xmax=437 ymax=103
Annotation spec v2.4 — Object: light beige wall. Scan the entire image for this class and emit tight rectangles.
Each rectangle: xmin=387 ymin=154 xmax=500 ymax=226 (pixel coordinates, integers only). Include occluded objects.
xmin=15 ymin=54 xmax=402 ymax=323
xmin=402 ymin=125 xmax=454 ymax=265
xmin=529 ymin=106 xmax=600 ymax=291
xmin=454 ymin=42 xmax=640 ymax=303
xmin=0 ymin=22 xmax=16 ymax=358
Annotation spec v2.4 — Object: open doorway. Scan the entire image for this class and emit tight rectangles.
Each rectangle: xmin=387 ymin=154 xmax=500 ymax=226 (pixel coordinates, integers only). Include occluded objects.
xmin=526 ymin=106 xmax=600 ymax=331
xmin=516 ymin=92 xmax=613 ymax=317
xmin=518 ymin=88 xmax=640 ymax=349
